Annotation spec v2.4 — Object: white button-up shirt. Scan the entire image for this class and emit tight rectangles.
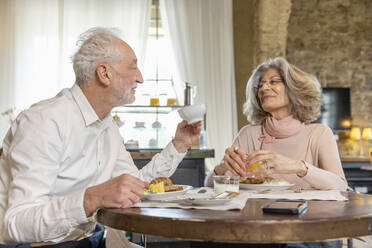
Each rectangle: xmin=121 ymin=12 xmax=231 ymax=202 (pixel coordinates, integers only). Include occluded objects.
xmin=0 ymin=84 xmax=186 ymax=244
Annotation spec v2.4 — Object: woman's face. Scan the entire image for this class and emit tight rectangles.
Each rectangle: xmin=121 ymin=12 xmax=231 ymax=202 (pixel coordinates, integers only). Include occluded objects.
xmin=257 ymin=68 xmax=291 ymax=119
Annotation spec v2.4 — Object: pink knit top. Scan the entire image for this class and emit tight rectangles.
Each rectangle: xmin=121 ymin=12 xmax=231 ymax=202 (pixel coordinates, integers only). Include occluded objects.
xmin=206 ymin=123 xmax=348 ymax=190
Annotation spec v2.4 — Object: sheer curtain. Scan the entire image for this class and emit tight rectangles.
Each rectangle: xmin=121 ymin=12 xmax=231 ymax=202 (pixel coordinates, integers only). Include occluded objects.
xmin=160 ymin=0 xmax=238 ymax=169
xmin=0 ymin=0 xmax=151 ymax=141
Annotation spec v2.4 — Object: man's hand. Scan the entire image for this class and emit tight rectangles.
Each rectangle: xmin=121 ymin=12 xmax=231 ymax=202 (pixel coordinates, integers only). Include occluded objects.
xmin=172 ymin=120 xmax=202 ymax=153
xmin=83 ymin=174 xmax=148 ymax=217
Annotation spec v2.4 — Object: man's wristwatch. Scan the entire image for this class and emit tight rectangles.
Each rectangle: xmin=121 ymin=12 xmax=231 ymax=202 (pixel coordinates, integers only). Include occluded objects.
xmin=213 ymin=162 xmax=226 ymax=175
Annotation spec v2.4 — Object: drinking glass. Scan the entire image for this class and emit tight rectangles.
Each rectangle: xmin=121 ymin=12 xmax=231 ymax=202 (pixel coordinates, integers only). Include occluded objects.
xmin=213 ymin=175 xmax=239 ymax=194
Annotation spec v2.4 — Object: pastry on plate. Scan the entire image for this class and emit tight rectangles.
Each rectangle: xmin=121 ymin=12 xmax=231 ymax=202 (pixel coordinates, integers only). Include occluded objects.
xmin=240 ymin=177 xmax=290 ymax=185
xmin=146 ymin=177 xmax=184 ymax=193
xmin=150 ymin=177 xmax=173 ymax=187
xmin=240 ymin=177 xmax=265 ymax=184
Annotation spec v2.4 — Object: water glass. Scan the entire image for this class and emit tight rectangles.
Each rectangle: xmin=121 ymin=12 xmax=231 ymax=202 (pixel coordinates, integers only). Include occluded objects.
xmin=213 ymin=175 xmax=239 ymax=194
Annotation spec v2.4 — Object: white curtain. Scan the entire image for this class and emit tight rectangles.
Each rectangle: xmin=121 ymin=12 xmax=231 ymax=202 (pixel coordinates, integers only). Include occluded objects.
xmin=160 ymin=0 xmax=238 ymax=170
xmin=0 ymin=0 xmax=151 ymax=141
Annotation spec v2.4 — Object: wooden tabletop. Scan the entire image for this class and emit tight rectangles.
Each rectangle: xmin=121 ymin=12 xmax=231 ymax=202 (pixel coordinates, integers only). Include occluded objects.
xmin=97 ymin=192 xmax=372 ymax=243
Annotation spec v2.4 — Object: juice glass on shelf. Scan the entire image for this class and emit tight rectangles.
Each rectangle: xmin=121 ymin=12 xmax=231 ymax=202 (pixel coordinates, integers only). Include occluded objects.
xmin=150 ymin=97 xmax=159 ymax=106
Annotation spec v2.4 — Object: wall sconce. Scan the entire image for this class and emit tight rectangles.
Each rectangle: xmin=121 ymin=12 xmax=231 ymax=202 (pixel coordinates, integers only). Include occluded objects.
xmin=340 ymin=119 xmax=351 ymax=129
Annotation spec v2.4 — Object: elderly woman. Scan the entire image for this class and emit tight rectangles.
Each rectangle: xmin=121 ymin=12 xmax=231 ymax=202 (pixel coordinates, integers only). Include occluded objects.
xmin=206 ymin=57 xmax=347 ymax=248
xmin=207 ymin=57 xmax=347 ymax=191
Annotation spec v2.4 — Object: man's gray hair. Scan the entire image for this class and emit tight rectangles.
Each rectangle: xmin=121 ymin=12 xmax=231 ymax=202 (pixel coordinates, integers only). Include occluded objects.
xmin=243 ymin=57 xmax=322 ymax=124
xmin=72 ymin=27 xmax=123 ymax=86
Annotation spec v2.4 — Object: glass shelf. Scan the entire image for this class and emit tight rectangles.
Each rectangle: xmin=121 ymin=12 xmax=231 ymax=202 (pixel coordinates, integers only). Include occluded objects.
xmin=112 ymin=105 xmax=184 ymax=114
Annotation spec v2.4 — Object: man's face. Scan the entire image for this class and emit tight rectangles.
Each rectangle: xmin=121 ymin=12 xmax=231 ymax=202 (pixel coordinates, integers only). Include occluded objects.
xmin=110 ymin=41 xmax=143 ymax=106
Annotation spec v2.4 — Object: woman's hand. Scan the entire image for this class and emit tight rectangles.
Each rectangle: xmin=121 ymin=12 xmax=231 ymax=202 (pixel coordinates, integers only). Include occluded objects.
xmin=214 ymin=146 xmax=248 ymax=177
xmin=245 ymin=150 xmax=306 ymax=177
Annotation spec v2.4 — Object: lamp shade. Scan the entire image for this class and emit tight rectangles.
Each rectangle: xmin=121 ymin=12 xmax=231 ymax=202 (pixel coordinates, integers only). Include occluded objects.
xmin=350 ymin=127 xmax=361 ymax=140
xmin=362 ymin=128 xmax=372 ymax=140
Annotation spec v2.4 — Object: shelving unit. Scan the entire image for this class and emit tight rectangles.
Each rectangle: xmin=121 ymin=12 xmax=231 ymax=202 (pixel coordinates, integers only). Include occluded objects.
xmin=112 ymin=105 xmax=206 ymax=150
xmin=112 ymin=105 xmax=184 ymax=149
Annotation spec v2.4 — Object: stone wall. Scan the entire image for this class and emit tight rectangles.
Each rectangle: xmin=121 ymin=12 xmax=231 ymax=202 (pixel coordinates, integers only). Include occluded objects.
xmin=254 ymin=0 xmax=291 ymax=66
xmin=287 ymin=0 xmax=372 ymax=128
xmin=233 ymin=0 xmax=372 ymax=156
xmin=233 ymin=0 xmax=292 ymax=129
xmin=233 ymin=0 xmax=256 ymax=129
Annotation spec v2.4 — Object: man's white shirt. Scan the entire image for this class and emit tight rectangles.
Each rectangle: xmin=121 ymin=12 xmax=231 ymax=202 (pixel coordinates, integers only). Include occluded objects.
xmin=0 ymin=84 xmax=186 ymax=244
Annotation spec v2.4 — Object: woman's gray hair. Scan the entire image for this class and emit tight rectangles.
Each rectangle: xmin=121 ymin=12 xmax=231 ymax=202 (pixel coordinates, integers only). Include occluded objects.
xmin=72 ymin=27 xmax=123 ymax=86
xmin=243 ymin=57 xmax=322 ymax=124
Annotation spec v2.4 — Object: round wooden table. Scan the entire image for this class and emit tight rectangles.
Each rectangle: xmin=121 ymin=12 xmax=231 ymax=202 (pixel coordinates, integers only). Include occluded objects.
xmin=97 ymin=192 xmax=372 ymax=243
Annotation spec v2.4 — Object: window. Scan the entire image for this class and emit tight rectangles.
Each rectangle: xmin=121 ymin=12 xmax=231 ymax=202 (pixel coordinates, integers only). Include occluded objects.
xmin=131 ymin=1 xmax=179 ymax=106
xmin=114 ymin=0 xmax=183 ymax=149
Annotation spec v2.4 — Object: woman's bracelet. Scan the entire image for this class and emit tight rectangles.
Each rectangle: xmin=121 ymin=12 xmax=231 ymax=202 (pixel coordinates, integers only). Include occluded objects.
xmin=296 ymin=160 xmax=309 ymax=178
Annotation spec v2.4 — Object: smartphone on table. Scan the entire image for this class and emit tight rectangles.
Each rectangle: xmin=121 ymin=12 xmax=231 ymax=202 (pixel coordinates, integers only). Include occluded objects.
xmin=262 ymin=200 xmax=308 ymax=215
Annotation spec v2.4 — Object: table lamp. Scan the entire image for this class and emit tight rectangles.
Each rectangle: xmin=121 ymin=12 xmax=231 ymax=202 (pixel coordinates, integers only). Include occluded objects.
xmin=361 ymin=128 xmax=372 ymax=161
xmin=361 ymin=128 xmax=372 ymax=141
xmin=350 ymin=127 xmax=361 ymax=140
xmin=350 ymin=127 xmax=362 ymax=156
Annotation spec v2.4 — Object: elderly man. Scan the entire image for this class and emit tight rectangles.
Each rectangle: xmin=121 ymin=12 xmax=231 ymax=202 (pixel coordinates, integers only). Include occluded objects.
xmin=0 ymin=27 xmax=201 ymax=247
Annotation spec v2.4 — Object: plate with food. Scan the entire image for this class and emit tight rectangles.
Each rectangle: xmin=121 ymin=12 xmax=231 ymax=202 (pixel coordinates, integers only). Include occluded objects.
xmin=142 ymin=177 xmax=193 ymax=201
xmin=239 ymin=177 xmax=294 ymax=191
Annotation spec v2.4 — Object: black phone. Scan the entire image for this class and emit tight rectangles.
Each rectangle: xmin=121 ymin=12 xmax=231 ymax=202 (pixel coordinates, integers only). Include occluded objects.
xmin=262 ymin=200 xmax=308 ymax=215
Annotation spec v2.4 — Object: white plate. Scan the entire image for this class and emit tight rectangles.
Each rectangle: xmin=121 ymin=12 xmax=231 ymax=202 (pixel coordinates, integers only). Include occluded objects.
xmin=142 ymin=185 xmax=193 ymax=201
xmin=184 ymin=197 xmax=233 ymax=206
xmin=240 ymin=183 xmax=294 ymax=191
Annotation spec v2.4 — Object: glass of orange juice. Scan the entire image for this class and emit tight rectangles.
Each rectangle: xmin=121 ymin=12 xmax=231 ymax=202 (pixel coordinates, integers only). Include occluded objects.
xmin=245 ymin=162 xmax=261 ymax=172
xmin=150 ymin=97 xmax=160 ymax=106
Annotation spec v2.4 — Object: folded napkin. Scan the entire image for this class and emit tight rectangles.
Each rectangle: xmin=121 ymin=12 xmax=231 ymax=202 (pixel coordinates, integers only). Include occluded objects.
xmin=132 ymin=188 xmax=347 ymax=211
xmin=133 ymin=187 xmax=250 ymax=211
xmin=245 ymin=189 xmax=347 ymax=201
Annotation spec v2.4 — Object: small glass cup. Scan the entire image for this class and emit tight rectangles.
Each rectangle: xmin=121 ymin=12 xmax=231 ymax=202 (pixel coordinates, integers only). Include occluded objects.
xmin=166 ymin=98 xmax=178 ymax=106
xmin=150 ymin=97 xmax=160 ymax=106
xmin=213 ymin=175 xmax=239 ymax=194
